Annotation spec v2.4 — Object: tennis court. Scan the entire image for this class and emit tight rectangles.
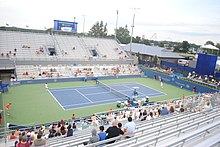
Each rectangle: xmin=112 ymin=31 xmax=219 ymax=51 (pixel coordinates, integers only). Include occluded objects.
xmin=49 ymin=82 xmax=165 ymax=110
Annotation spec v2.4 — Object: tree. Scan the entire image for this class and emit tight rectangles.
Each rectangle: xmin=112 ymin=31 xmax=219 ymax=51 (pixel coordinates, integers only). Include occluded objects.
xmin=181 ymin=41 xmax=190 ymax=53
xmin=205 ymin=41 xmax=215 ymax=46
xmin=115 ymin=25 xmax=130 ymax=44
xmin=132 ymin=36 xmax=142 ymax=43
xmin=152 ymin=55 xmax=158 ymax=64
xmin=88 ymin=21 xmax=108 ymax=37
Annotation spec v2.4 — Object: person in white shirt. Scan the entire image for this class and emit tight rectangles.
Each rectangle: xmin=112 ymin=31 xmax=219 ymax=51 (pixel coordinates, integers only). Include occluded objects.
xmin=45 ymin=83 xmax=48 ymax=89
xmin=124 ymin=117 xmax=136 ymax=138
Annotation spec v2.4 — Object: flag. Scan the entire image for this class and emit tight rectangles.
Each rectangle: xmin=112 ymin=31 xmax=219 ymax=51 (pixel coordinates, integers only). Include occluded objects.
xmin=6 ymin=23 xmax=9 ymax=26
xmin=26 ymin=25 xmax=29 ymax=28
xmin=116 ymin=10 xmax=118 ymax=15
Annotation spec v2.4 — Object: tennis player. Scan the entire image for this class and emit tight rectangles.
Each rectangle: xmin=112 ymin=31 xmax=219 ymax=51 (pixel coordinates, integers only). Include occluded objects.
xmin=160 ymin=78 xmax=163 ymax=89
xmin=45 ymin=83 xmax=48 ymax=89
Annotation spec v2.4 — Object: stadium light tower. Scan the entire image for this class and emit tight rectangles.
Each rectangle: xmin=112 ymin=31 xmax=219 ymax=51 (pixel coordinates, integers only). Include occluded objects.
xmin=115 ymin=10 xmax=119 ymax=39
xmin=82 ymin=15 xmax=86 ymax=35
xmin=130 ymin=7 xmax=140 ymax=52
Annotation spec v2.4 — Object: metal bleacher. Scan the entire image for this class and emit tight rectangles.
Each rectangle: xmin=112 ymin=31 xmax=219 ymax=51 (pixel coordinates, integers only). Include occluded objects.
xmin=37 ymin=107 xmax=220 ymax=147
xmin=0 ymin=30 xmax=129 ymax=62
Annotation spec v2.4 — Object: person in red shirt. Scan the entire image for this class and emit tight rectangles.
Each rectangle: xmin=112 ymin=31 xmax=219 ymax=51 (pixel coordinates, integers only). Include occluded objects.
xmin=0 ymin=109 xmax=3 ymax=124
xmin=5 ymin=103 xmax=11 ymax=115
xmin=10 ymin=132 xmax=17 ymax=140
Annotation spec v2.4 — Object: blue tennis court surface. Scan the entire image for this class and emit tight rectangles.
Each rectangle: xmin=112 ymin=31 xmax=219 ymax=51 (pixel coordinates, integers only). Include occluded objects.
xmin=49 ymin=82 xmax=165 ymax=110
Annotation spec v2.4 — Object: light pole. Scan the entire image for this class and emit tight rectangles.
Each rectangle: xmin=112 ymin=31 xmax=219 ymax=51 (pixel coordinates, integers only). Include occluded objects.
xmin=129 ymin=8 xmax=139 ymax=52
xmin=115 ymin=10 xmax=119 ymax=39
xmin=82 ymin=15 xmax=86 ymax=35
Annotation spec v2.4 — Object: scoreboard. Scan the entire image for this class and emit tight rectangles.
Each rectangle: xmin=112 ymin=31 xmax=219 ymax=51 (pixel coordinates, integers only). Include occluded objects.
xmin=54 ymin=20 xmax=78 ymax=33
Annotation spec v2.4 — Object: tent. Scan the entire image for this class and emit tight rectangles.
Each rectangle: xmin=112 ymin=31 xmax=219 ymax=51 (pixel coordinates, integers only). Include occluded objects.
xmin=200 ymin=44 xmax=219 ymax=50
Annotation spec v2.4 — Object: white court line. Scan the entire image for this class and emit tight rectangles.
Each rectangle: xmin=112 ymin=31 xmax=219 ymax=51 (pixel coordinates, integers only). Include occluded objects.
xmin=127 ymin=82 xmax=166 ymax=95
xmin=49 ymin=85 xmax=98 ymax=90
xmin=63 ymin=97 xmax=119 ymax=108
xmin=48 ymin=89 xmax=65 ymax=110
xmin=84 ymin=89 xmax=133 ymax=96
xmin=74 ymin=89 xmax=93 ymax=103
xmin=49 ymin=82 xmax=136 ymax=91
xmin=147 ymin=93 xmax=165 ymax=96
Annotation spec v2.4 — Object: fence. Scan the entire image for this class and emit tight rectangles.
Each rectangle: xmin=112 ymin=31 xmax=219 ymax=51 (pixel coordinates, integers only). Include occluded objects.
xmin=161 ymin=61 xmax=195 ymax=76
xmin=140 ymin=67 xmax=218 ymax=93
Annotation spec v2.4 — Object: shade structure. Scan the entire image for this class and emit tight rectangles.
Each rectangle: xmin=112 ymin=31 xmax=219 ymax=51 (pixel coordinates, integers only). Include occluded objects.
xmin=200 ymin=44 xmax=219 ymax=50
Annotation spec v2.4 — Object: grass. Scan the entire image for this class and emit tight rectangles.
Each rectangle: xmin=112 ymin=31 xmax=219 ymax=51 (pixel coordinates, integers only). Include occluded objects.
xmin=2 ymin=77 xmax=194 ymax=125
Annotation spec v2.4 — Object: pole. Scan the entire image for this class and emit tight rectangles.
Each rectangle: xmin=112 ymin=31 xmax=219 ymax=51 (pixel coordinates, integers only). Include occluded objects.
xmin=130 ymin=13 xmax=135 ymax=52
xmin=115 ymin=10 xmax=119 ymax=39
xmin=82 ymin=15 xmax=85 ymax=35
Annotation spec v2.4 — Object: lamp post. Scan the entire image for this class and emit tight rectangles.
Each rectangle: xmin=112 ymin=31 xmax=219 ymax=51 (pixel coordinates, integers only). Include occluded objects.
xmin=129 ymin=8 xmax=139 ymax=52
xmin=115 ymin=10 xmax=119 ymax=39
xmin=82 ymin=15 xmax=86 ymax=35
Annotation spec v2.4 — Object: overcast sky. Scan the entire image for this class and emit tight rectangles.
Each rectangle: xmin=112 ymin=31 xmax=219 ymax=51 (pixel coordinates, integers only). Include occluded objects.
xmin=0 ymin=0 xmax=220 ymax=45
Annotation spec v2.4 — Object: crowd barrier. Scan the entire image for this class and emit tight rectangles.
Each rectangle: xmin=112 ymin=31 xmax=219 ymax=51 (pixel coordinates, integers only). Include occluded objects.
xmin=140 ymin=67 xmax=218 ymax=93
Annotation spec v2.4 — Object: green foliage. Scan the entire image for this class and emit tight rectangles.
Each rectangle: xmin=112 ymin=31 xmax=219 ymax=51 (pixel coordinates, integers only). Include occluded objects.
xmin=152 ymin=55 xmax=158 ymax=64
xmin=88 ymin=21 xmax=108 ymax=37
xmin=181 ymin=41 xmax=190 ymax=53
xmin=205 ymin=40 xmax=215 ymax=46
xmin=116 ymin=25 xmax=130 ymax=44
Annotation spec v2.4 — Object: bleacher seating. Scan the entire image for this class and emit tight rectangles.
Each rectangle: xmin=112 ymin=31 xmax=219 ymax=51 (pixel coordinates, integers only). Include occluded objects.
xmin=15 ymin=64 xmax=141 ymax=80
xmin=0 ymin=30 xmax=129 ymax=61
xmin=1 ymin=92 xmax=220 ymax=147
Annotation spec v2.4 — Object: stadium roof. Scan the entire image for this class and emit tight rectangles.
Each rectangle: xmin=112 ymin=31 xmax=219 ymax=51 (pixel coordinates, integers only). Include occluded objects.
xmin=122 ymin=43 xmax=184 ymax=58
xmin=200 ymin=44 xmax=219 ymax=50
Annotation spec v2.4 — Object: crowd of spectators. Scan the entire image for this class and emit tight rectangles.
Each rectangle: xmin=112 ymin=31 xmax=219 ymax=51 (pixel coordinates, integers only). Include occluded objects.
xmin=1 ymin=48 xmax=17 ymax=58
xmin=187 ymin=72 xmax=220 ymax=88
xmin=16 ymin=64 xmax=142 ymax=80
xmin=7 ymin=92 xmax=219 ymax=146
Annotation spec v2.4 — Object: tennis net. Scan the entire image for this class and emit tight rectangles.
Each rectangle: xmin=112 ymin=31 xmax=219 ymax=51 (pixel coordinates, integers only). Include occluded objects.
xmin=97 ymin=81 xmax=130 ymax=100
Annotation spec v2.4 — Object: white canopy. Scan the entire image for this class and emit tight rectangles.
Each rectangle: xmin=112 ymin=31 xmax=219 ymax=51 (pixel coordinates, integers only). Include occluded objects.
xmin=201 ymin=44 xmax=219 ymax=50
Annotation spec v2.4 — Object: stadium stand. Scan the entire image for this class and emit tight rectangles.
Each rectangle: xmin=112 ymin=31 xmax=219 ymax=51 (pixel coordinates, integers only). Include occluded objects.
xmin=1 ymin=92 xmax=219 ymax=147
xmin=14 ymin=64 xmax=141 ymax=80
xmin=1 ymin=29 xmax=220 ymax=147
xmin=0 ymin=30 xmax=127 ymax=61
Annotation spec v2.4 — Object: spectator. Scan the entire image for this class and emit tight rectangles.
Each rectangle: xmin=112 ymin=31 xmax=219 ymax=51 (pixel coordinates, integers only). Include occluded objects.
xmin=117 ymin=122 xmax=124 ymax=132
xmin=204 ymin=101 xmax=213 ymax=112
xmin=48 ymin=129 xmax=55 ymax=138
xmin=55 ymin=130 xmax=61 ymax=137
xmin=29 ymin=135 xmax=34 ymax=146
xmin=72 ymin=123 xmax=78 ymax=132
xmin=0 ymin=109 xmax=2 ymax=124
xmin=124 ymin=117 xmax=136 ymax=138
xmin=5 ymin=103 xmax=12 ymax=115
xmin=106 ymin=121 xmax=124 ymax=143
xmin=161 ymin=106 xmax=169 ymax=115
xmin=98 ymin=126 xmax=106 ymax=141
xmin=10 ymin=131 xmax=17 ymax=140
xmin=60 ymin=125 xmax=66 ymax=135
xmin=180 ymin=105 xmax=184 ymax=112
xmin=16 ymin=135 xmax=30 ymax=147
xmin=81 ymin=118 xmax=88 ymax=130
xmin=169 ymin=106 xmax=175 ymax=114
xmin=33 ymin=134 xmax=46 ymax=146
xmin=66 ymin=124 xmax=73 ymax=137
xmin=88 ymin=128 xmax=100 ymax=144
xmin=15 ymin=129 xmax=20 ymax=137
